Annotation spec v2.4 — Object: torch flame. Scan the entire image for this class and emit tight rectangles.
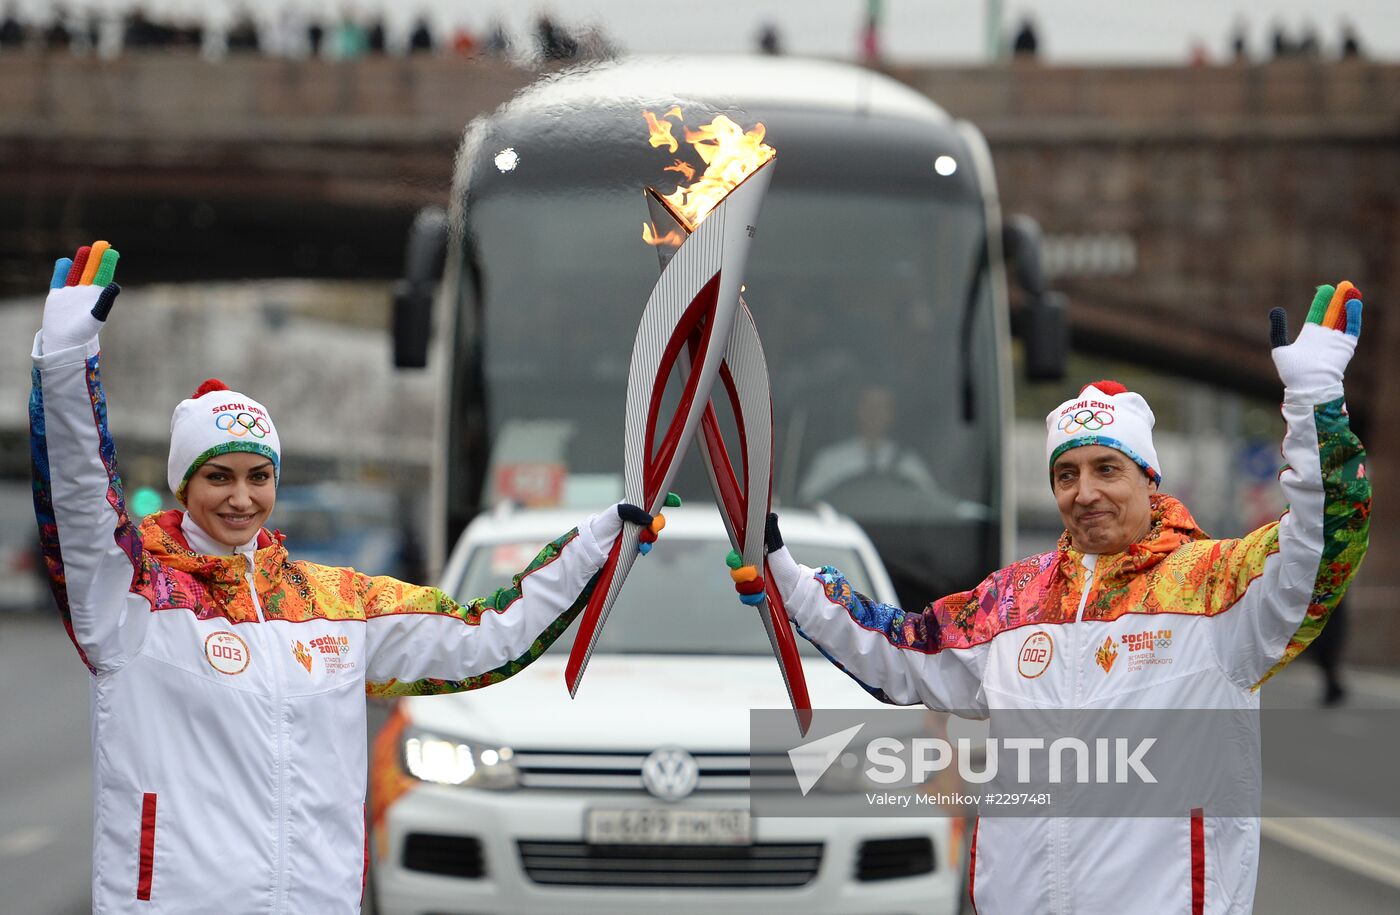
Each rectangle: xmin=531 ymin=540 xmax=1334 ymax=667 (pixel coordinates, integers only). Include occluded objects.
xmin=641 ymin=108 xmax=775 ymax=244
xmin=644 ymin=111 xmax=679 ymax=154
xmin=665 ymin=160 xmax=696 ymax=183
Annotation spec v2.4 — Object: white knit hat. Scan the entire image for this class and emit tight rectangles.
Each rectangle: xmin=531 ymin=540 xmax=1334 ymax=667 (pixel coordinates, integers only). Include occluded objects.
xmin=167 ymin=379 xmax=281 ymax=503
xmin=1045 ymin=380 xmax=1161 ymax=485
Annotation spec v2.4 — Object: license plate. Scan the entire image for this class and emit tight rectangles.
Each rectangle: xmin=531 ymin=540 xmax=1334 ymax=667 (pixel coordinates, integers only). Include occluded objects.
xmin=585 ymin=808 xmax=751 ymax=845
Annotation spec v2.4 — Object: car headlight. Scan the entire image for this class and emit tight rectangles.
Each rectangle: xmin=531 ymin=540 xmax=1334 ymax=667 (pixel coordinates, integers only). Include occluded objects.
xmin=402 ymin=727 xmax=519 ymax=790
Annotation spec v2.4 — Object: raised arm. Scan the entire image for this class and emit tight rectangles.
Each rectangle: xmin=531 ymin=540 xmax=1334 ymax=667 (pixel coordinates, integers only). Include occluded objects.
xmin=364 ymin=503 xmax=658 ymax=696
xmin=30 ymin=242 xmax=150 ymax=673
xmin=1205 ymin=283 xmax=1370 ymax=688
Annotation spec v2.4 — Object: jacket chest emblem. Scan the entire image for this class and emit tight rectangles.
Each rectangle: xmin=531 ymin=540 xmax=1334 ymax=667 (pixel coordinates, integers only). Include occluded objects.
xmin=205 ymin=631 xmax=251 ymax=675
xmin=292 ymin=640 xmax=313 ymax=673
xmin=291 ymin=635 xmax=354 ymax=674
xmin=1121 ymin=629 xmax=1174 ymax=672
xmin=1017 ymin=631 xmax=1054 ymax=678
xmin=1095 ymin=636 xmax=1118 ymax=674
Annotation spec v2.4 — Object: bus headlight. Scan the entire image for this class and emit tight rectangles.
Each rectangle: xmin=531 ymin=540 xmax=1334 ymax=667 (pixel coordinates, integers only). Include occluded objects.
xmin=402 ymin=728 xmax=519 ymax=790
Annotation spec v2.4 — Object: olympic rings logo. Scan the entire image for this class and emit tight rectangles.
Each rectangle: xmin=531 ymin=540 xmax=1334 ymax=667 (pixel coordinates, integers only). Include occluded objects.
xmin=215 ymin=412 xmax=272 ymax=439
xmin=1057 ymin=409 xmax=1114 ymax=433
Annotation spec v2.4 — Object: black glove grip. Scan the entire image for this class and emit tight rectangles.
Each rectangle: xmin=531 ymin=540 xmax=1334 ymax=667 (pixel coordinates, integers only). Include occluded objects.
xmin=92 ymin=283 xmax=121 ymax=322
xmin=617 ymin=503 xmax=653 ymax=528
xmin=1269 ymin=307 xmax=1288 ymax=349
xmin=764 ymin=512 xmax=784 ymax=553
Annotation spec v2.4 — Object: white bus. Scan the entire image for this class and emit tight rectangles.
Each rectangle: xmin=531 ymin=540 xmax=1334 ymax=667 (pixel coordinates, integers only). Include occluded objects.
xmin=392 ymin=55 xmax=1065 ymax=609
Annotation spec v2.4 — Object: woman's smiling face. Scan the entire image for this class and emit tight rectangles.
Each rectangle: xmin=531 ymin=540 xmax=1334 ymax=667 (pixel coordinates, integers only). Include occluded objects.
xmin=182 ymin=452 xmax=277 ymax=549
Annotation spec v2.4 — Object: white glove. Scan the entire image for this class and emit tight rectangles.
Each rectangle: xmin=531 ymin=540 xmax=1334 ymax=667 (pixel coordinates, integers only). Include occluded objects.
xmin=40 ymin=242 xmax=121 ymax=355
xmin=1270 ymin=282 xmax=1362 ymax=403
xmin=584 ymin=497 xmax=674 ymax=565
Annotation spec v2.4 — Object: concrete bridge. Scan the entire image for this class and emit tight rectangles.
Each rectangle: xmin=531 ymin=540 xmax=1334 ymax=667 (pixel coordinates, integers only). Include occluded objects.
xmin=3 ymin=54 xmax=1399 ymax=659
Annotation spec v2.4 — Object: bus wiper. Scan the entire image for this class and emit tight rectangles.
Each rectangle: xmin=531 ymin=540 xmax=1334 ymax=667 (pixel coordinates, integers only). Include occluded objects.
xmin=958 ymin=237 xmax=990 ymax=423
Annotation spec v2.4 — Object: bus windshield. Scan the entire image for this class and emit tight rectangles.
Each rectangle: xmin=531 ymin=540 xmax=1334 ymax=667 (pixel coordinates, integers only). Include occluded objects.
xmin=450 ymin=131 xmax=1003 ymax=603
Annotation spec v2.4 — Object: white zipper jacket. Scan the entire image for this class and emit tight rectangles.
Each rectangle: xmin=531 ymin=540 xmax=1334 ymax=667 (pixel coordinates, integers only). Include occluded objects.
xmin=769 ymin=388 xmax=1369 ymax=914
xmin=30 ymin=334 xmax=620 ymax=914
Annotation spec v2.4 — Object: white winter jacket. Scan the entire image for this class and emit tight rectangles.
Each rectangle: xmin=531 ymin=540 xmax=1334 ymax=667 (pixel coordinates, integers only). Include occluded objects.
xmin=30 ymin=334 xmax=618 ymax=914
xmin=770 ymin=388 xmax=1369 ymax=914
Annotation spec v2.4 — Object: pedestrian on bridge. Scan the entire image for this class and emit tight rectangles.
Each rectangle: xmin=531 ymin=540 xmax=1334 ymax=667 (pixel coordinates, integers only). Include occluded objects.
xmin=746 ymin=284 xmax=1369 ymax=913
xmin=28 ymin=241 xmax=668 ymax=913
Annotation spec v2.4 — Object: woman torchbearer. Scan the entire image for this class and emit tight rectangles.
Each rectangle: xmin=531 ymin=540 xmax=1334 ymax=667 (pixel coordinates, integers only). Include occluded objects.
xmin=29 ymin=241 xmax=660 ymax=913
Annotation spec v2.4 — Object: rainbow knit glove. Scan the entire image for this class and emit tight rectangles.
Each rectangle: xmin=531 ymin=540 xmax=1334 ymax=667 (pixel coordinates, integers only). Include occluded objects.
xmin=726 ymin=549 xmax=766 ymax=605
xmin=611 ymin=492 xmax=679 ymax=556
xmin=41 ymin=241 xmax=121 ymax=355
xmin=1270 ymin=282 xmax=1362 ymax=404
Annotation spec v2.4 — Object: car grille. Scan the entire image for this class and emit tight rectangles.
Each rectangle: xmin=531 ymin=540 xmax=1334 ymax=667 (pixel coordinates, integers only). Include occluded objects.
xmin=856 ymin=836 xmax=936 ymax=881
xmin=402 ymin=832 xmax=485 ymax=878
xmin=511 ymin=749 xmax=793 ymax=792
xmin=518 ymin=840 xmax=823 ymax=888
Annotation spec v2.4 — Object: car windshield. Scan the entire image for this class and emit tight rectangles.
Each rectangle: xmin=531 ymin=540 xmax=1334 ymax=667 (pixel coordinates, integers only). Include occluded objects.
xmin=453 ymin=537 xmax=875 ymax=656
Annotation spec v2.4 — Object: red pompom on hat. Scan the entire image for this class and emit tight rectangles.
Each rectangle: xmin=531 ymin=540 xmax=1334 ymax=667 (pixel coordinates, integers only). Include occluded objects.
xmin=1080 ymin=379 xmax=1128 ymax=396
xmin=191 ymin=378 xmax=230 ymax=399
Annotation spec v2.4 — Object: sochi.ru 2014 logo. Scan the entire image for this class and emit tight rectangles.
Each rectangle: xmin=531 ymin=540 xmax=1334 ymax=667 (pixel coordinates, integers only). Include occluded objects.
xmin=309 ymin=634 xmax=355 ymax=674
xmin=1122 ymin=629 xmax=1174 ymax=672
xmin=204 ymin=630 xmax=250 ymax=675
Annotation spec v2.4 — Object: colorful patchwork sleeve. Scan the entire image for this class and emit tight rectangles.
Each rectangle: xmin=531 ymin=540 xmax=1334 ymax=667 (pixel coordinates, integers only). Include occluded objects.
xmin=30 ymin=334 xmax=151 ymax=673
xmin=1205 ymin=395 xmax=1369 ymax=688
xmin=767 ymin=546 xmax=991 ymax=713
xmin=363 ymin=526 xmax=605 ymax=696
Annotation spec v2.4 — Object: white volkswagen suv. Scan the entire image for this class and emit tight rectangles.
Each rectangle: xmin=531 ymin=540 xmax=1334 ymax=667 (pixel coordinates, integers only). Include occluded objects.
xmin=369 ymin=505 xmax=966 ymax=915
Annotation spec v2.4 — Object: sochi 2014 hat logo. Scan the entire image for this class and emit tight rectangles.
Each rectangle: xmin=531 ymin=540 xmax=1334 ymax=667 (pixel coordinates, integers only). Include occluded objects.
xmin=212 ymin=403 xmax=272 ymax=439
xmin=204 ymin=630 xmax=251 ymax=675
xmin=1018 ymin=631 xmax=1054 ymax=678
xmin=1056 ymin=407 xmax=1115 ymax=433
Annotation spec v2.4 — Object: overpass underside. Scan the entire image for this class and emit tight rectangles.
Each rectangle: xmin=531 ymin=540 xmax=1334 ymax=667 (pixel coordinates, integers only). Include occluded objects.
xmin=0 ymin=139 xmax=437 ymax=289
xmin=2 ymin=55 xmax=1398 ymax=658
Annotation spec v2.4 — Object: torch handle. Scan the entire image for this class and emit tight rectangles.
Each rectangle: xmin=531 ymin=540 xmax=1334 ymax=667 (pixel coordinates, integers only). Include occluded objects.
xmin=564 ymin=530 xmax=625 ymax=694
xmin=762 ymin=577 xmax=813 ymax=735
xmin=689 ymin=319 xmax=812 ymax=733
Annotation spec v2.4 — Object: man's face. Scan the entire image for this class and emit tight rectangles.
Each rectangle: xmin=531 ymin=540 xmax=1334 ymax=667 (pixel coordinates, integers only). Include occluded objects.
xmin=1052 ymin=445 xmax=1157 ymax=554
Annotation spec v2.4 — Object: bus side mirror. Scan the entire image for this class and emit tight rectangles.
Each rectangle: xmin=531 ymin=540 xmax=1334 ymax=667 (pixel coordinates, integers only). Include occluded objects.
xmin=392 ymin=206 xmax=449 ymax=369
xmin=1003 ymin=215 xmax=1068 ymax=382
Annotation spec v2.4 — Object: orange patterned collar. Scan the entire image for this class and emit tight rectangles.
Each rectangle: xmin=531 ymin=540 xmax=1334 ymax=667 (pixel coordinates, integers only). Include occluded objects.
xmin=140 ymin=510 xmax=289 ymax=590
xmin=1058 ymin=494 xmax=1208 ymax=582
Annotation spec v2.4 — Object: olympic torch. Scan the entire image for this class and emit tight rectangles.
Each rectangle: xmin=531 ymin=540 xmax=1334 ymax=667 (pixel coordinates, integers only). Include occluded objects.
xmin=643 ymin=178 xmax=812 ymax=734
xmin=565 ymin=110 xmax=811 ymax=732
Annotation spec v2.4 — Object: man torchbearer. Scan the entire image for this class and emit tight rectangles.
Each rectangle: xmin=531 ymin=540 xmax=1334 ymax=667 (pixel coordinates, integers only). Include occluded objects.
xmin=748 ymin=283 xmax=1370 ymax=913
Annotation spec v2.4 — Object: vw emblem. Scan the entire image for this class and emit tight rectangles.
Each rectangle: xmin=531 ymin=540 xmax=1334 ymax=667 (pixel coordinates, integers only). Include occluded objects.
xmin=641 ymin=747 xmax=699 ymax=801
